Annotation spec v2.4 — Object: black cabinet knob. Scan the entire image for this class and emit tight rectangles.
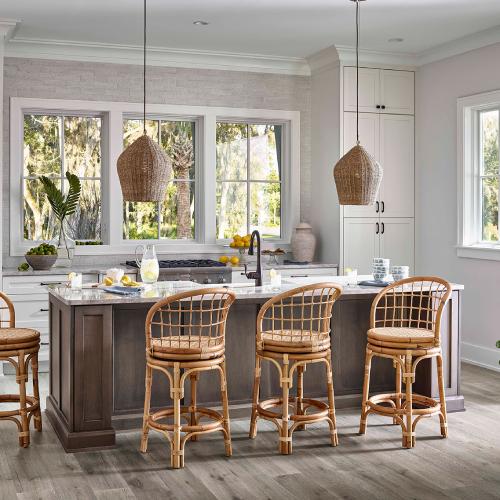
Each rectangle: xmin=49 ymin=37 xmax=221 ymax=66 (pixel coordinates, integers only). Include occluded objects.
xmin=381 ymin=105 xmax=386 ymax=109
xmin=376 ymin=105 xmax=381 ymax=109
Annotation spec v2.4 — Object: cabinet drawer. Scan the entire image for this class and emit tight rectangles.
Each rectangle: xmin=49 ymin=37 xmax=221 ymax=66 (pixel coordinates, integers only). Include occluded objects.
xmin=279 ymin=267 xmax=338 ymax=278
xmin=3 ymin=273 xmax=97 ymax=295
xmin=10 ymin=296 xmax=50 ymax=332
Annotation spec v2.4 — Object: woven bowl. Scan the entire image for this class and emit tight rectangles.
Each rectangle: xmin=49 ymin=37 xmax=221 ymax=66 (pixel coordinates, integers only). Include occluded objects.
xmin=24 ymin=254 xmax=57 ymax=270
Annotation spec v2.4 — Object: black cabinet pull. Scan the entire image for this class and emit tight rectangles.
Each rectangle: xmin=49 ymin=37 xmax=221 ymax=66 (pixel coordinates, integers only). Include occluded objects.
xmin=375 ymin=201 xmax=379 ymax=213
xmin=381 ymin=201 xmax=385 ymax=213
xmin=39 ymin=308 xmax=49 ymax=312
xmin=290 ymin=274 xmax=309 ymax=278
xmin=376 ymin=222 xmax=379 ymax=234
xmin=381 ymin=105 xmax=386 ymax=109
xmin=381 ymin=222 xmax=385 ymax=234
xmin=40 ymin=282 xmax=63 ymax=286
xmin=376 ymin=104 xmax=381 ymax=109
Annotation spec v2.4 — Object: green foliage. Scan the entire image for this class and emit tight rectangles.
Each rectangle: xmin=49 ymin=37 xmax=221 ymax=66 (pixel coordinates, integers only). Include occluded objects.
xmin=40 ymin=171 xmax=81 ymax=223
xmin=17 ymin=262 xmax=29 ymax=272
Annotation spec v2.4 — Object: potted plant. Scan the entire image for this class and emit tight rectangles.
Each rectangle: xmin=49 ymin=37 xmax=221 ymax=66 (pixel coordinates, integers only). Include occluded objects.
xmin=40 ymin=171 xmax=81 ymax=266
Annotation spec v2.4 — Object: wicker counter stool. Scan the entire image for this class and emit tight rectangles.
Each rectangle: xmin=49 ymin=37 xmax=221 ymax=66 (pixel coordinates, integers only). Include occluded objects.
xmin=140 ymin=288 xmax=236 ymax=469
xmin=249 ymin=283 xmax=342 ymax=455
xmin=0 ymin=291 xmax=42 ymax=447
xmin=359 ymin=276 xmax=452 ymax=448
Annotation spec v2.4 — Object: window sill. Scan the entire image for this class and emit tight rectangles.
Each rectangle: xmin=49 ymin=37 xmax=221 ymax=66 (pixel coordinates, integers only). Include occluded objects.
xmin=456 ymin=244 xmax=500 ymax=261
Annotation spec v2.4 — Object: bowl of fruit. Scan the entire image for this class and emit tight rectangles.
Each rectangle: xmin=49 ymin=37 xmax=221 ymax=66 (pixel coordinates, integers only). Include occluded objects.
xmin=24 ymin=243 xmax=58 ymax=270
xmin=229 ymin=234 xmax=253 ymax=263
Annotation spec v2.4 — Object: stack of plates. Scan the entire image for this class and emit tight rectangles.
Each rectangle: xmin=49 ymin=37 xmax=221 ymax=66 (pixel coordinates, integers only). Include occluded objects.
xmin=373 ymin=258 xmax=390 ymax=282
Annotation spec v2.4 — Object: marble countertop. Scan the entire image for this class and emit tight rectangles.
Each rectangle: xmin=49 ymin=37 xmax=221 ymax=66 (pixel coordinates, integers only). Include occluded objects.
xmin=48 ymin=277 xmax=464 ymax=307
xmin=2 ymin=266 xmax=118 ymax=277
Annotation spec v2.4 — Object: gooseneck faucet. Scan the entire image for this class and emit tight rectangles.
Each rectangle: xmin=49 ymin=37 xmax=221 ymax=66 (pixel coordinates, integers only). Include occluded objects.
xmin=244 ymin=230 xmax=262 ymax=287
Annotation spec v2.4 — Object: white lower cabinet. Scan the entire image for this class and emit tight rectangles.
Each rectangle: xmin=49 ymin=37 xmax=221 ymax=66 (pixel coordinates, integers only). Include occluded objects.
xmin=231 ymin=265 xmax=338 ymax=284
xmin=2 ymin=272 xmax=99 ymax=374
xmin=343 ymin=217 xmax=414 ymax=275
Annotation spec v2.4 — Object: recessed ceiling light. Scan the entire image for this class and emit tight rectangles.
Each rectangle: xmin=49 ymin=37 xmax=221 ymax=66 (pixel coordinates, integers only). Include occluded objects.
xmin=388 ymin=37 xmax=404 ymax=43
xmin=193 ymin=20 xmax=209 ymax=26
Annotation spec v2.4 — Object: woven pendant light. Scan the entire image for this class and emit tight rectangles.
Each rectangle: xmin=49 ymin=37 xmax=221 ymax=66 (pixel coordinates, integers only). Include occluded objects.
xmin=117 ymin=0 xmax=172 ymax=202
xmin=333 ymin=0 xmax=382 ymax=205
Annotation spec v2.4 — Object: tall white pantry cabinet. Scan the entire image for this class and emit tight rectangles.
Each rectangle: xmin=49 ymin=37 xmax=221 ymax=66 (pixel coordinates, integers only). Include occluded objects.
xmin=341 ymin=67 xmax=415 ymax=274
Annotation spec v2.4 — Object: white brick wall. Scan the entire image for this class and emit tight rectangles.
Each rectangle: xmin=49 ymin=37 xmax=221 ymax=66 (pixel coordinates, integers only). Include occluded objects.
xmin=2 ymin=57 xmax=311 ymax=266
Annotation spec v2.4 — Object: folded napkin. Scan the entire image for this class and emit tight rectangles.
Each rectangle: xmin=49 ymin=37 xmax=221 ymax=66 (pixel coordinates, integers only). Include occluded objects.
xmin=101 ymin=285 xmax=143 ymax=295
xmin=358 ymin=280 xmax=391 ymax=287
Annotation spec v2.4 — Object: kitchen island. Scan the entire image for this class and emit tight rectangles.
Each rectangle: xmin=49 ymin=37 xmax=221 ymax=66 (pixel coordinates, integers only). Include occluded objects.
xmin=47 ymin=279 xmax=464 ymax=451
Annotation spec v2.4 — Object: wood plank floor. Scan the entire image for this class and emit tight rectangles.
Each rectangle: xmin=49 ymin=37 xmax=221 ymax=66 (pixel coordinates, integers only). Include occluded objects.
xmin=0 ymin=363 xmax=499 ymax=500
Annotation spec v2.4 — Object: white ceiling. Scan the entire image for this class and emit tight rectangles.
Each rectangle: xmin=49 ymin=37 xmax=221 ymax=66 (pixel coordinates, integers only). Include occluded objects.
xmin=2 ymin=0 xmax=500 ymax=58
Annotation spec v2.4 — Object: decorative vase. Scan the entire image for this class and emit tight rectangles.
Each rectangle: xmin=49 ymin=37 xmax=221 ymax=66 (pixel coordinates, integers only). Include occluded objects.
xmin=238 ymin=248 xmax=248 ymax=265
xmin=291 ymin=222 xmax=316 ymax=263
xmin=54 ymin=221 xmax=75 ymax=268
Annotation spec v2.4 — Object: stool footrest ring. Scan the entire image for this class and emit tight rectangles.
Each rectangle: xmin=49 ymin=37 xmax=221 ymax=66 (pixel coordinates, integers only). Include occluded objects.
xmin=148 ymin=406 xmax=224 ymax=434
xmin=257 ymin=396 xmax=330 ymax=423
xmin=366 ymin=393 xmax=440 ymax=418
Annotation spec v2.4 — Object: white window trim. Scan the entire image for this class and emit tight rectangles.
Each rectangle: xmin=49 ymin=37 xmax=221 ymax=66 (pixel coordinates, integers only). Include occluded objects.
xmin=10 ymin=97 xmax=300 ymax=256
xmin=457 ymin=89 xmax=500 ymax=261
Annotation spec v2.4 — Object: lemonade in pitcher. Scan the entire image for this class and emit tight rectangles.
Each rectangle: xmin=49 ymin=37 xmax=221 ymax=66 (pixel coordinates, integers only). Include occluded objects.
xmin=136 ymin=244 xmax=159 ymax=284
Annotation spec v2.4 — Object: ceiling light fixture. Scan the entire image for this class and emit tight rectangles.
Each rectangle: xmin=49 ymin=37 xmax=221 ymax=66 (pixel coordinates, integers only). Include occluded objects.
xmin=193 ymin=20 xmax=209 ymax=26
xmin=333 ymin=0 xmax=383 ymax=206
xmin=117 ymin=0 xmax=172 ymax=202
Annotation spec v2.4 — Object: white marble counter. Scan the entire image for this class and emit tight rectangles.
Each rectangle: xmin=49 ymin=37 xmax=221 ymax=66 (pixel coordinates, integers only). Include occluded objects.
xmin=48 ymin=276 xmax=464 ymax=306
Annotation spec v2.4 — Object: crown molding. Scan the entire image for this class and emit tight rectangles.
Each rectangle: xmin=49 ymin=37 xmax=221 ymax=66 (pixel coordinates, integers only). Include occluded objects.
xmin=416 ymin=25 xmax=500 ymax=66
xmin=0 ymin=19 xmax=19 ymax=40
xmin=4 ymin=36 xmax=311 ymax=76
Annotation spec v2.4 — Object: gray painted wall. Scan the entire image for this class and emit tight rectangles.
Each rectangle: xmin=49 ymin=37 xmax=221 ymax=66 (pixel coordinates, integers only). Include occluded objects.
xmin=416 ymin=42 xmax=500 ymax=369
xmin=2 ymin=57 xmax=311 ymax=267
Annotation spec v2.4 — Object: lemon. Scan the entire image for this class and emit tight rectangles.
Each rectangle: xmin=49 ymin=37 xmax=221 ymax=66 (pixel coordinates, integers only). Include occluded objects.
xmin=236 ymin=241 xmax=245 ymax=248
xmin=233 ymin=234 xmax=242 ymax=241
xmin=230 ymin=256 xmax=240 ymax=265
xmin=129 ymin=281 xmax=140 ymax=287
xmin=143 ymin=271 xmax=157 ymax=281
xmin=68 ymin=272 xmax=76 ymax=280
xmin=121 ymin=275 xmax=132 ymax=285
xmin=219 ymin=256 xmax=229 ymax=264
xmin=344 ymin=267 xmax=352 ymax=274
xmin=103 ymin=277 xmax=113 ymax=286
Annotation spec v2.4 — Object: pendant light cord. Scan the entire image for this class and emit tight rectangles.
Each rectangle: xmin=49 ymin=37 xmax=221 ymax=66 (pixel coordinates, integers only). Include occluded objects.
xmin=356 ymin=0 xmax=360 ymax=144
xmin=143 ymin=0 xmax=147 ymax=135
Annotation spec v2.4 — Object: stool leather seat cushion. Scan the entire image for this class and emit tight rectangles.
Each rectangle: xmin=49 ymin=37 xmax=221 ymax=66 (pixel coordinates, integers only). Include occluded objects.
xmin=0 ymin=328 xmax=40 ymax=349
xmin=150 ymin=336 xmax=224 ymax=360
xmin=260 ymin=330 xmax=330 ymax=352
xmin=368 ymin=327 xmax=435 ymax=345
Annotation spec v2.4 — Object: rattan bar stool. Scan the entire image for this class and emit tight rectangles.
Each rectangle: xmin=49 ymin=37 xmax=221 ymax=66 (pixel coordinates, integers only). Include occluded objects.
xmin=359 ymin=276 xmax=452 ymax=448
xmin=0 ymin=291 xmax=42 ymax=447
xmin=249 ymin=283 xmax=343 ymax=454
xmin=140 ymin=288 xmax=236 ymax=469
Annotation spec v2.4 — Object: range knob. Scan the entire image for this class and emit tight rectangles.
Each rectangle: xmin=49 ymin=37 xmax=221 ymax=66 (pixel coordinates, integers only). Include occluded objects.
xmin=203 ymin=278 xmax=212 ymax=284
xmin=217 ymin=275 xmax=226 ymax=284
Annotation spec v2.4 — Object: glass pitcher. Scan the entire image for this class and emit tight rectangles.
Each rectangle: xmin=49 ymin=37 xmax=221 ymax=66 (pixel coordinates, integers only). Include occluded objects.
xmin=135 ymin=244 xmax=159 ymax=284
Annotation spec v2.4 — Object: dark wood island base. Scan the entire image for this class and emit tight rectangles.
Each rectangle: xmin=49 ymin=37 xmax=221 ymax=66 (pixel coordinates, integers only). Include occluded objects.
xmin=47 ymin=285 xmax=464 ymax=452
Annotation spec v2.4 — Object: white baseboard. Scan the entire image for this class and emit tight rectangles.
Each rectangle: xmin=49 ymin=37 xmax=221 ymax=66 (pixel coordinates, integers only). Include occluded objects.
xmin=461 ymin=341 xmax=500 ymax=372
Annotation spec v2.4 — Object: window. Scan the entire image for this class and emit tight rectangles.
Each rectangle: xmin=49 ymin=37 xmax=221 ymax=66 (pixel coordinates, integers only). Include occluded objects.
xmin=458 ymin=90 xmax=500 ymax=260
xmin=122 ymin=118 xmax=196 ymax=240
xmin=23 ymin=113 xmax=102 ymax=242
xmin=216 ymin=122 xmax=282 ymax=239
xmin=11 ymin=98 xmax=300 ymax=255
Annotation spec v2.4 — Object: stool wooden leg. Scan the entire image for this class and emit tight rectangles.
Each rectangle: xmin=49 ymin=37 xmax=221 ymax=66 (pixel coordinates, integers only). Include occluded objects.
xmin=171 ymin=363 xmax=183 ymax=469
xmin=394 ymin=356 xmax=402 ymax=425
xmin=17 ymin=351 xmax=30 ymax=448
xmin=359 ymin=348 xmax=373 ymax=435
xmin=140 ymin=364 xmax=152 ymax=453
xmin=437 ymin=354 xmax=448 ymax=438
xmin=280 ymin=355 xmax=291 ymax=455
xmin=249 ymin=356 xmax=261 ymax=439
xmin=189 ymin=372 xmax=199 ymax=442
xmin=403 ymin=354 xmax=414 ymax=449
xmin=325 ymin=356 xmax=338 ymax=446
xmin=295 ymin=364 xmax=305 ymax=431
xmin=220 ymin=360 xmax=232 ymax=457
xmin=31 ymin=352 xmax=42 ymax=432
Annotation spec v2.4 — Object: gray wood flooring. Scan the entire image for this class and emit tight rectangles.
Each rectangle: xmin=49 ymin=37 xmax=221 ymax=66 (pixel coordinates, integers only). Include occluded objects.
xmin=0 ymin=363 xmax=499 ymax=500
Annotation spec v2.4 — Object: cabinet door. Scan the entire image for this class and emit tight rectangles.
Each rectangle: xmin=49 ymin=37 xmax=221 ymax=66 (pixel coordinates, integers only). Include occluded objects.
xmin=343 ymin=218 xmax=380 ymax=274
xmin=380 ymin=70 xmax=414 ymax=115
xmin=378 ymin=114 xmax=414 ymax=218
xmin=343 ymin=67 xmax=380 ymax=113
xmin=379 ymin=218 xmax=414 ymax=272
xmin=343 ymin=112 xmax=381 ymax=218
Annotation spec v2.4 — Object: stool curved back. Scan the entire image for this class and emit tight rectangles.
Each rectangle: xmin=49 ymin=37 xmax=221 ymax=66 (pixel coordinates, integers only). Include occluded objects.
xmin=0 ymin=291 xmax=15 ymax=328
xmin=145 ymin=288 xmax=236 ymax=360
xmin=256 ymin=283 xmax=342 ymax=349
xmin=370 ymin=276 xmax=452 ymax=346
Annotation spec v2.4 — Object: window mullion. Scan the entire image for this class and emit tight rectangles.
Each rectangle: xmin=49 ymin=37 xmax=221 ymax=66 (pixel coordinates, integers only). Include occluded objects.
xmin=246 ymin=124 xmax=251 ymax=235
